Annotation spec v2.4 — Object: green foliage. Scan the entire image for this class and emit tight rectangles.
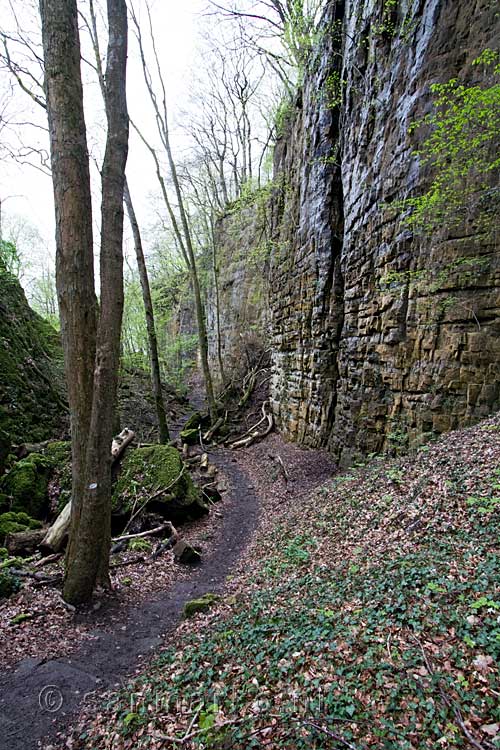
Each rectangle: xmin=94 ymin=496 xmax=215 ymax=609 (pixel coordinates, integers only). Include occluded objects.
xmin=401 ymin=50 xmax=500 ymax=235
xmin=0 ymin=240 xmax=21 ymax=278
xmin=128 ymin=539 xmax=152 ymax=553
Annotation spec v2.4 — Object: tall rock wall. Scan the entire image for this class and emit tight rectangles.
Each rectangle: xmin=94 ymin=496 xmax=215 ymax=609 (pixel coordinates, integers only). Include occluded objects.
xmin=207 ymin=200 xmax=271 ymax=378
xmin=270 ymin=0 xmax=500 ymax=464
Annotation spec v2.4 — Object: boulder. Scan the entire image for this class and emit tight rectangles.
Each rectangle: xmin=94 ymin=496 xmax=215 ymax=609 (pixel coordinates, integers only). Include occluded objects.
xmin=113 ymin=445 xmax=208 ymax=521
xmin=183 ymin=593 xmax=220 ymax=618
xmin=173 ymin=540 xmax=202 ymax=565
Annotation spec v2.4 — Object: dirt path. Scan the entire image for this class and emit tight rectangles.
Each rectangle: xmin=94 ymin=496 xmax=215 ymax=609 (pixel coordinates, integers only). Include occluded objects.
xmin=0 ymin=451 xmax=259 ymax=750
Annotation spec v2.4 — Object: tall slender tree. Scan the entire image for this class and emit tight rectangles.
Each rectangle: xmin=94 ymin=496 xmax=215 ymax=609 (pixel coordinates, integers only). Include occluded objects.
xmin=40 ymin=0 xmax=129 ymax=604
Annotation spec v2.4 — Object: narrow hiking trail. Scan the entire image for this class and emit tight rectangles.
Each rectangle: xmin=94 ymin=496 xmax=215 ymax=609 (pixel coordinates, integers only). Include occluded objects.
xmin=0 ymin=449 xmax=260 ymax=750
xmin=0 ymin=418 xmax=336 ymax=750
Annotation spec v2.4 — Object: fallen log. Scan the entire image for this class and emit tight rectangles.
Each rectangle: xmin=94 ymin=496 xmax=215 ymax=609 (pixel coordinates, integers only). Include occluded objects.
xmin=42 ymin=428 xmax=136 ymax=553
xmin=6 ymin=529 xmax=47 ymax=557
xmin=40 ymin=498 xmax=71 ymax=553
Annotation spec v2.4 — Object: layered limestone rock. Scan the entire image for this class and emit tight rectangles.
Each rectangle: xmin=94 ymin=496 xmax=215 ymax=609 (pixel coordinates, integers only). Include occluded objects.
xmin=207 ymin=200 xmax=271 ymax=378
xmin=270 ymin=0 xmax=500 ymax=464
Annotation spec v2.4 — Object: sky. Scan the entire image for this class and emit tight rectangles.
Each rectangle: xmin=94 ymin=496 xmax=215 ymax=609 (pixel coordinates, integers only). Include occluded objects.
xmin=0 ymin=0 xmax=207 ymax=285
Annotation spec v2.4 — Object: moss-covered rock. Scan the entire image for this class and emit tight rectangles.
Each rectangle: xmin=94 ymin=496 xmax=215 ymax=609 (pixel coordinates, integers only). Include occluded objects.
xmin=113 ymin=445 xmax=208 ymax=520
xmin=183 ymin=412 xmax=210 ymax=432
xmin=179 ymin=427 xmax=200 ymax=446
xmin=0 ymin=511 xmax=42 ymax=542
xmin=0 ymin=264 xmax=66 ymax=445
xmin=0 ymin=441 xmax=71 ymax=519
xmin=0 ymin=570 xmax=21 ymax=599
xmin=183 ymin=593 xmax=220 ymax=619
xmin=0 ymin=453 xmax=52 ymax=518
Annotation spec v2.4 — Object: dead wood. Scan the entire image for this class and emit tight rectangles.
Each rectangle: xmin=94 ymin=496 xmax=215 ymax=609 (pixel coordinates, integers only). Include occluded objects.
xmin=203 ymin=416 xmax=224 ymax=442
xmin=230 ymin=401 xmax=274 ymax=450
xmin=6 ymin=529 xmax=47 ymax=556
xmin=112 ymin=521 xmax=178 ymax=544
xmin=269 ymin=453 xmax=289 ymax=484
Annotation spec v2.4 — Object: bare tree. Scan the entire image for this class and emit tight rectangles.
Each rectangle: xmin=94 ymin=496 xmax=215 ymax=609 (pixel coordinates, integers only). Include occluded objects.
xmin=130 ymin=1 xmax=218 ymax=422
xmin=82 ymin=0 xmax=170 ymax=444
xmin=40 ymin=0 xmax=129 ymax=604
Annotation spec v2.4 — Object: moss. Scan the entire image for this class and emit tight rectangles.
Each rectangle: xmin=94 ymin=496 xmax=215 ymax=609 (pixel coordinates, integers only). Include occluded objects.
xmin=0 ymin=570 xmax=21 ymax=599
xmin=0 ymin=556 xmax=23 ymax=570
xmin=0 ymin=453 xmax=52 ymax=518
xmin=10 ymin=612 xmax=31 ymax=625
xmin=113 ymin=445 xmax=207 ymax=520
xmin=0 ymin=263 xmax=65 ymax=445
xmin=0 ymin=428 xmax=10 ymax=475
xmin=0 ymin=511 xmax=42 ymax=541
xmin=183 ymin=593 xmax=220 ymax=619
xmin=179 ymin=427 xmax=200 ymax=446
xmin=0 ymin=441 xmax=71 ymax=519
xmin=183 ymin=412 xmax=210 ymax=431
xmin=0 ymin=546 xmax=7 ymax=559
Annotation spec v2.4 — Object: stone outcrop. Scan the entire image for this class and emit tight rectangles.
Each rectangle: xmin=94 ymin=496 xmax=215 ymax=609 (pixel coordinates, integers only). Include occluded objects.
xmin=207 ymin=200 xmax=271 ymax=378
xmin=268 ymin=0 xmax=500 ymax=465
xmin=0 ymin=263 xmax=66 ymax=446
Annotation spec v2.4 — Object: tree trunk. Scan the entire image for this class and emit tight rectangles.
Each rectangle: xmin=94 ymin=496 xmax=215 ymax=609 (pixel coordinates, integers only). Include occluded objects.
xmin=123 ymin=179 xmax=169 ymax=443
xmin=41 ymin=0 xmax=129 ymax=605
xmin=63 ymin=0 xmax=129 ymax=603
xmin=39 ymin=0 xmax=97 ymax=592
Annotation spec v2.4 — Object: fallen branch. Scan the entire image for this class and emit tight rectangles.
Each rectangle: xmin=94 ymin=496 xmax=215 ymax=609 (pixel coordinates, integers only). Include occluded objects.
xmin=33 ymin=553 xmax=62 ymax=568
xmin=230 ymin=402 xmax=274 ymax=450
xmin=269 ymin=453 xmax=289 ymax=484
xmin=203 ymin=416 xmax=223 ymax=442
xmin=112 ymin=522 xmax=177 ymax=544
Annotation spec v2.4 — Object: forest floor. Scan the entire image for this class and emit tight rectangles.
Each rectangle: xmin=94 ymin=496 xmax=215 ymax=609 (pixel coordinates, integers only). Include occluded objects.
xmin=0 ymin=381 xmax=334 ymax=750
xmin=40 ymin=412 xmax=500 ymax=750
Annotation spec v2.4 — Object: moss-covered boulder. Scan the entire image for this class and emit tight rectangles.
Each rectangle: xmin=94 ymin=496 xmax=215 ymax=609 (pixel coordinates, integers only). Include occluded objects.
xmin=180 ymin=427 xmax=200 ymax=446
xmin=0 ymin=441 xmax=71 ymax=519
xmin=0 ymin=512 xmax=42 ymax=542
xmin=0 ymin=453 xmax=52 ymax=518
xmin=113 ymin=445 xmax=208 ymax=521
xmin=0 ymin=262 xmax=66 ymax=445
xmin=183 ymin=593 xmax=220 ymax=619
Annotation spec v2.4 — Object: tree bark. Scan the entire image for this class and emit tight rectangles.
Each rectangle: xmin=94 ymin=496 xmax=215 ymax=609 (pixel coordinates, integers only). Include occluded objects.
xmin=39 ymin=0 xmax=97 ymax=591
xmin=41 ymin=0 xmax=129 ymax=605
xmin=63 ymin=0 xmax=129 ymax=602
xmin=123 ymin=179 xmax=169 ymax=443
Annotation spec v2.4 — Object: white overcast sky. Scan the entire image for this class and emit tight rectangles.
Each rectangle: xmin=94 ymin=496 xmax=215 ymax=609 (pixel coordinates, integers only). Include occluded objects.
xmin=0 ymin=0 xmax=208 ymax=281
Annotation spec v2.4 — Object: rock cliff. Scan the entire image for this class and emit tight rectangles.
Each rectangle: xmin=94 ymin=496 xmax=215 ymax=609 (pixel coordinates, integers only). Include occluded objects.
xmin=268 ymin=0 xmax=500 ymax=464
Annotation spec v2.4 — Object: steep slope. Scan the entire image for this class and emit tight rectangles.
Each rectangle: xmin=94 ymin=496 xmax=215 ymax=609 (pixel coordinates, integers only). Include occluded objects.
xmin=0 ymin=263 xmax=65 ymax=449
